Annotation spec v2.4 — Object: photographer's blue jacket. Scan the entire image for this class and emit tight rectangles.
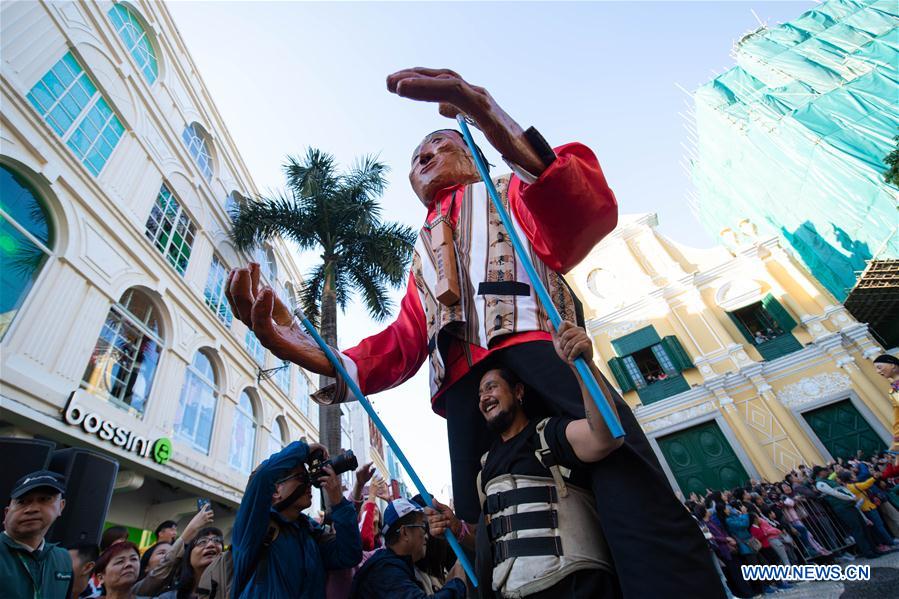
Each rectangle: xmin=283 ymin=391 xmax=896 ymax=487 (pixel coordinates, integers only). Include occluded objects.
xmin=231 ymin=441 xmax=362 ymax=598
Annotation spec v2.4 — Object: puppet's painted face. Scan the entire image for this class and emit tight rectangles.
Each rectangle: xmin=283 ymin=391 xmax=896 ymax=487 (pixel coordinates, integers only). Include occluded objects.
xmin=409 ymin=131 xmax=479 ymax=207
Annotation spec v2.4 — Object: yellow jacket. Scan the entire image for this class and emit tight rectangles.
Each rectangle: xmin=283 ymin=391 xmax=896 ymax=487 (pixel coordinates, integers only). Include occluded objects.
xmin=845 ymin=477 xmax=877 ymax=512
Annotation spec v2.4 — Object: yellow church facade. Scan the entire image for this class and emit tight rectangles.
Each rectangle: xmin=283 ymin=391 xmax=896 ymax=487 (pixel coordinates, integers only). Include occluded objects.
xmin=566 ymin=214 xmax=893 ymax=496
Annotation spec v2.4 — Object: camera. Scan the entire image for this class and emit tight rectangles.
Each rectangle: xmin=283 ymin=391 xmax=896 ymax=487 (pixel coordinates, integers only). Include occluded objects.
xmin=307 ymin=448 xmax=358 ymax=487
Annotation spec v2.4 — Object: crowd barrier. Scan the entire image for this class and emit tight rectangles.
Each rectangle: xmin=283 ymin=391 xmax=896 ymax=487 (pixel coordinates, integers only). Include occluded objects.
xmin=796 ymin=497 xmax=853 ymax=560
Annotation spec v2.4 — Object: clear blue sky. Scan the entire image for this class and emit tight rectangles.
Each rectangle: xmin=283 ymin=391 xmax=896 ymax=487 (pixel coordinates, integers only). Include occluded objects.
xmin=167 ymin=0 xmax=814 ymax=496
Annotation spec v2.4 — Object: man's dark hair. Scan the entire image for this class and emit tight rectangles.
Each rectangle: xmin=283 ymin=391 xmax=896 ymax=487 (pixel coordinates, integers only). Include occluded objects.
xmin=100 ymin=525 xmax=129 ymax=551
xmin=385 ymin=511 xmax=423 ymax=546
xmin=67 ymin=542 xmax=99 ymax=564
xmin=155 ymin=520 xmax=177 ymax=536
xmin=837 ymin=471 xmax=853 ymax=483
xmin=493 ymin=367 xmax=523 ymax=391
xmin=811 ymin=466 xmax=828 ymax=479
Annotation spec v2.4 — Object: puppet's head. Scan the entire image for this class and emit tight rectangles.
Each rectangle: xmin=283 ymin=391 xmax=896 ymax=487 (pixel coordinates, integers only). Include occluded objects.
xmin=409 ymin=129 xmax=481 ymax=207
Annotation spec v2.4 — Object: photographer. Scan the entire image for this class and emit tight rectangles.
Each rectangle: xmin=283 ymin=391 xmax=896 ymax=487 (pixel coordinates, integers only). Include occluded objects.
xmin=231 ymin=440 xmax=362 ymax=598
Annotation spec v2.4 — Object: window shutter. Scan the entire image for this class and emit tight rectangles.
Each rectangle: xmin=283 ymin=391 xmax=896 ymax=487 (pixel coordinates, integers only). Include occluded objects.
xmin=660 ymin=336 xmax=694 ymax=371
xmin=761 ymin=294 xmax=797 ymax=332
xmin=607 ymin=357 xmax=636 ymax=393
xmin=611 ymin=326 xmax=662 ymax=356
xmin=727 ymin=312 xmax=755 ymax=344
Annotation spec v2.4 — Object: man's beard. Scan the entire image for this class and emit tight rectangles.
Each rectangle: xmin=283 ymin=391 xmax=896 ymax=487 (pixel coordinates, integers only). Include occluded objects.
xmin=485 ymin=404 xmax=519 ymax=434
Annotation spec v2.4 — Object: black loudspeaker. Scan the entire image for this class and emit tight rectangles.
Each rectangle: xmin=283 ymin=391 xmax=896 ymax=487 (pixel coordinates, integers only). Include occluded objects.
xmin=0 ymin=437 xmax=56 ymax=507
xmin=47 ymin=448 xmax=119 ymax=547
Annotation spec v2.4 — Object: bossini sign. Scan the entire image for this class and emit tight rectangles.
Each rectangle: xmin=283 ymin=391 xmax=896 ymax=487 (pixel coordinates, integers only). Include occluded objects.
xmin=63 ymin=394 xmax=172 ymax=465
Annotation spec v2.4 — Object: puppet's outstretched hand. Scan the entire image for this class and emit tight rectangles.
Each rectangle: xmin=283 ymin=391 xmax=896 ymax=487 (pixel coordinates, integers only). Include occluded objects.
xmin=226 ymin=263 xmax=335 ymax=376
xmin=387 ymin=67 xmax=549 ymax=176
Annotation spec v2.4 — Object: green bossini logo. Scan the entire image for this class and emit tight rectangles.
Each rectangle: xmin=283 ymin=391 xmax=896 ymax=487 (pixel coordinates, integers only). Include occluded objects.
xmin=63 ymin=394 xmax=173 ymax=464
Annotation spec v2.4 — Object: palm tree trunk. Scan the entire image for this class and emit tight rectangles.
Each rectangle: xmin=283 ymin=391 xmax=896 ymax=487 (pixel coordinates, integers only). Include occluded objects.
xmin=319 ymin=264 xmax=343 ymax=508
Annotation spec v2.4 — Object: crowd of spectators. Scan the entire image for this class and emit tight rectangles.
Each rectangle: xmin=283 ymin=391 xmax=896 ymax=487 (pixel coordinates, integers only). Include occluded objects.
xmin=0 ymin=445 xmax=468 ymax=599
xmin=6 ymin=440 xmax=897 ymax=599
xmin=685 ymin=451 xmax=899 ymax=597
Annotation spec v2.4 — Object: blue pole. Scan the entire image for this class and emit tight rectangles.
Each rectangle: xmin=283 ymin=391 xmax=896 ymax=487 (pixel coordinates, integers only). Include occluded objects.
xmin=456 ymin=115 xmax=625 ymax=439
xmin=292 ymin=306 xmax=479 ymax=587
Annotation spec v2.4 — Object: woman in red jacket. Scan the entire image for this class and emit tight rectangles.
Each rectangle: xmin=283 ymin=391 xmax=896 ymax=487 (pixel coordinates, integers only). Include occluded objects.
xmin=749 ymin=514 xmax=794 ymax=592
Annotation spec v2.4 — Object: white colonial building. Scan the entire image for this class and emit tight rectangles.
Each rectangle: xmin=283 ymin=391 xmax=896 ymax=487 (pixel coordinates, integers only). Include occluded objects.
xmin=0 ymin=0 xmax=325 ymax=541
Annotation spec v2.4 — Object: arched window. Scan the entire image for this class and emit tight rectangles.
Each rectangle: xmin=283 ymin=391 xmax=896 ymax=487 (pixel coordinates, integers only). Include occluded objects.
xmin=81 ymin=288 xmax=163 ymax=414
xmin=107 ymin=4 xmax=159 ymax=84
xmin=230 ymin=391 xmax=257 ymax=474
xmin=284 ymin=282 xmax=297 ymax=311
xmin=268 ymin=416 xmax=288 ymax=458
xmin=174 ymin=350 xmax=219 ymax=453
xmin=294 ymin=371 xmax=310 ymax=416
xmin=244 ymin=330 xmax=265 ymax=364
xmin=203 ymin=254 xmax=233 ymax=327
xmin=275 ymin=360 xmax=291 ymax=393
xmin=255 ymin=246 xmax=277 ymax=282
xmin=0 ymin=163 xmax=54 ymax=340
xmin=181 ymin=123 xmax=213 ymax=180
xmin=224 ymin=191 xmax=245 ymax=222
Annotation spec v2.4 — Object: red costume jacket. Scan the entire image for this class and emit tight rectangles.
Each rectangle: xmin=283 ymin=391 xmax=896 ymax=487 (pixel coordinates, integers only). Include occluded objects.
xmin=341 ymin=143 xmax=617 ymax=415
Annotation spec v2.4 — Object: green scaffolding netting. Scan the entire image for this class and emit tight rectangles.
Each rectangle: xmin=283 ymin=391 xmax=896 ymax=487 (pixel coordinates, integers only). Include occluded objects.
xmin=692 ymin=0 xmax=898 ymax=301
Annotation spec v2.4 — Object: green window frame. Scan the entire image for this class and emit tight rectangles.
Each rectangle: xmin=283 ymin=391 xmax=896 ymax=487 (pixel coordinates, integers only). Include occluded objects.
xmin=607 ymin=334 xmax=693 ymax=399
xmin=27 ymin=52 xmax=124 ymax=176
xmin=145 ymin=185 xmax=196 ymax=275
xmin=727 ymin=294 xmax=802 ymax=360
xmin=107 ymin=4 xmax=159 ymax=84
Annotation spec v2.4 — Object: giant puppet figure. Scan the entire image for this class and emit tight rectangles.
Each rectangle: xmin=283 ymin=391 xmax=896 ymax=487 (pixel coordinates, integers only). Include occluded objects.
xmin=226 ymin=68 xmax=724 ymax=598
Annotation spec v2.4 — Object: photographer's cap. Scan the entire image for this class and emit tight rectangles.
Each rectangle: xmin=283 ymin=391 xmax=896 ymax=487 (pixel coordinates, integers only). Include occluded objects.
xmin=10 ymin=470 xmax=66 ymax=499
xmin=382 ymin=498 xmax=423 ymax=535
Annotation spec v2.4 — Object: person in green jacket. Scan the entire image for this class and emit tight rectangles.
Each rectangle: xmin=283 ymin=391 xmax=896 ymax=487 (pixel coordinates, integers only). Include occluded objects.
xmin=1 ymin=470 xmax=73 ymax=598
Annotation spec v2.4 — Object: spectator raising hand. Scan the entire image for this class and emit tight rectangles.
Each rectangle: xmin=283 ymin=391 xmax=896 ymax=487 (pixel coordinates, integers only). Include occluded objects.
xmin=352 ymin=462 xmax=376 ymax=505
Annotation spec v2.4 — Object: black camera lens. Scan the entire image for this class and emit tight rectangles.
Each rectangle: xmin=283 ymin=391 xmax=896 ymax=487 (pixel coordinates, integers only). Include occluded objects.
xmin=330 ymin=450 xmax=358 ymax=477
xmin=308 ymin=450 xmax=358 ymax=487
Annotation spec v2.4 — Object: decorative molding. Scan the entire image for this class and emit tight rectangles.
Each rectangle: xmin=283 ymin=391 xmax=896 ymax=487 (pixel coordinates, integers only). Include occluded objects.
xmin=641 ymin=401 xmax=717 ymax=433
xmin=863 ymin=346 xmax=885 ymax=360
xmin=714 ymin=278 xmax=763 ymax=311
xmin=776 ymin=373 xmax=851 ymax=410
xmin=81 ymin=221 xmax=129 ymax=282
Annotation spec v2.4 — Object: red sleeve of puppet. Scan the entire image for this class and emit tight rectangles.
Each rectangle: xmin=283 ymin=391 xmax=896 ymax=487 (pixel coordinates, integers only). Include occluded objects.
xmin=344 ymin=272 xmax=429 ymax=395
xmin=359 ymin=501 xmax=377 ymax=551
xmin=509 ymin=142 xmax=618 ymax=274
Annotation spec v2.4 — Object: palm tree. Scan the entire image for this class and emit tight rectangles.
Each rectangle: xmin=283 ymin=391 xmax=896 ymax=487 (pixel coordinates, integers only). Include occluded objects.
xmin=230 ymin=148 xmax=416 ymax=461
